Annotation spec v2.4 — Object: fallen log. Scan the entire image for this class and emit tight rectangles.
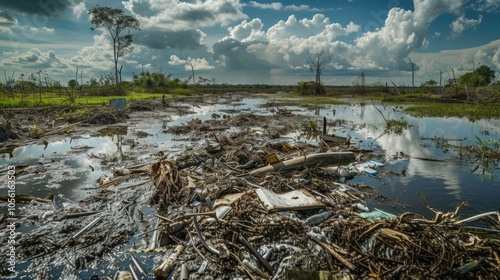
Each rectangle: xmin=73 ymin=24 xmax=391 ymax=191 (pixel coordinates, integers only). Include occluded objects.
xmin=241 ymin=152 xmax=357 ymax=177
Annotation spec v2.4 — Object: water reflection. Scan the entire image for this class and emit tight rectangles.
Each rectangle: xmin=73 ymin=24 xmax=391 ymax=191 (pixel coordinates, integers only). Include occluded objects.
xmin=311 ymin=103 xmax=499 ymax=214
xmin=1 ymin=97 xmax=498 ymax=216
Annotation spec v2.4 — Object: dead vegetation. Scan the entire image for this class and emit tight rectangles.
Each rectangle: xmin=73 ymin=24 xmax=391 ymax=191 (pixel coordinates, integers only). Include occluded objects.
xmin=146 ymin=142 xmax=500 ymax=279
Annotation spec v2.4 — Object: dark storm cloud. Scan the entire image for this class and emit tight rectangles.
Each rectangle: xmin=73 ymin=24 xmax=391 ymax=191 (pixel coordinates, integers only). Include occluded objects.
xmin=135 ymin=29 xmax=204 ymax=50
xmin=212 ymin=38 xmax=275 ymax=71
xmin=174 ymin=1 xmax=239 ymax=22
xmin=174 ymin=8 xmax=215 ymax=23
xmin=0 ymin=11 xmax=16 ymax=26
xmin=1 ymin=0 xmax=75 ymax=16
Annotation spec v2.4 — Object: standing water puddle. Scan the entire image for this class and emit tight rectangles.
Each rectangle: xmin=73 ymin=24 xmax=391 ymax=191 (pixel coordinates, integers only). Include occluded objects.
xmin=1 ymin=94 xmax=499 ymax=278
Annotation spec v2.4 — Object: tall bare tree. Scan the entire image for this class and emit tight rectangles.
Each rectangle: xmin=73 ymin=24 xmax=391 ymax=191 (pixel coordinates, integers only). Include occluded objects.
xmin=408 ymin=57 xmax=415 ymax=93
xmin=88 ymin=6 xmax=140 ymax=84
xmin=306 ymin=49 xmax=332 ymax=95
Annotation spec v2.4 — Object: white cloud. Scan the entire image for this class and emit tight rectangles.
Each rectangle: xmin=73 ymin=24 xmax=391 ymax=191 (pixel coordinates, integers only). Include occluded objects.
xmin=29 ymin=26 xmax=54 ymax=33
xmin=246 ymin=1 xmax=331 ymax=12
xmin=493 ymin=47 xmax=500 ymax=69
xmin=168 ymin=55 xmax=215 ymax=70
xmin=284 ymin=4 xmax=322 ymax=12
xmin=2 ymin=48 xmax=70 ymax=70
xmin=72 ymin=2 xmax=87 ymax=19
xmin=248 ymin=1 xmax=283 ymax=10
xmin=227 ymin=18 xmax=267 ymax=42
xmin=450 ymin=14 xmax=483 ymax=38
xmin=1 ymin=0 xmax=497 ymax=86
xmin=470 ymin=0 xmax=500 ymax=12
xmin=412 ymin=39 xmax=500 ymax=78
xmin=70 ymin=34 xmax=115 ymax=71
xmin=267 ymin=14 xmax=359 ymax=49
xmin=349 ymin=0 xmax=483 ymax=71
xmin=213 ymin=14 xmax=360 ymax=74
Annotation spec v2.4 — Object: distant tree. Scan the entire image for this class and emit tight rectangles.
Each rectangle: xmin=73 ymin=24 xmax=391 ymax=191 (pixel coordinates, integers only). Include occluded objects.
xmin=421 ymin=79 xmax=437 ymax=92
xmin=68 ymin=79 xmax=77 ymax=89
xmin=88 ymin=6 xmax=140 ymax=84
xmin=88 ymin=77 xmax=99 ymax=87
xmin=421 ymin=79 xmax=437 ymax=87
xmin=474 ymin=65 xmax=495 ymax=86
xmin=306 ymin=49 xmax=332 ymax=95
xmin=458 ymin=65 xmax=495 ymax=87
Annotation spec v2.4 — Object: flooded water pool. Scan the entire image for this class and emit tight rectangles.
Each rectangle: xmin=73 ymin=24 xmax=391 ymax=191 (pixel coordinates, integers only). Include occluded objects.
xmin=315 ymin=103 xmax=500 ymax=215
xmin=1 ymin=94 xmax=499 ymax=278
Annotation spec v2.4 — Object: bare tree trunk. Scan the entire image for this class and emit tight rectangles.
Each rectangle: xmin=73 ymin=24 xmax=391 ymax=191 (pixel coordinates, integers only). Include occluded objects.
xmin=391 ymin=81 xmax=401 ymax=95
xmin=190 ymin=62 xmax=195 ymax=86
xmin=316 ymin=64 xmax=321 ymax=95
xmin=439 ymin=69 xmax=443 ymax=94
xmin=119 ymin=65 xmax=123 ymax=83
xmin=450 ymin=67 xmax=458 ymax=97
xmin=408 ymin=58 xmax=414 ymax=94
xmin=114 ymin=54 xmax=119 ymax=84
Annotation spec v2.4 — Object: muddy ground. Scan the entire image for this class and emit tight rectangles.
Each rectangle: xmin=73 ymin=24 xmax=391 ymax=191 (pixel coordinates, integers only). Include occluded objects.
xmin=1 ymin=93 xmax=499 ymax=279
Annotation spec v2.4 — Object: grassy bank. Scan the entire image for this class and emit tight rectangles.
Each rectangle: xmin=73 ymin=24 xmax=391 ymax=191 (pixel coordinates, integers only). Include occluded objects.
xmin=0 ymin=89 xmax=191 ymax=108
xmin=261 ymin=92 xmax=346 ymax=105
xmin=404 ymin=103 xmax=500 ymax=120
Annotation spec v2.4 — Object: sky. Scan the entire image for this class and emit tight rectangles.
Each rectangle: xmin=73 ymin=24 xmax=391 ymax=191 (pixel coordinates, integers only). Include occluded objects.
xmin=1 ymin=0 xmax=500 ymax=86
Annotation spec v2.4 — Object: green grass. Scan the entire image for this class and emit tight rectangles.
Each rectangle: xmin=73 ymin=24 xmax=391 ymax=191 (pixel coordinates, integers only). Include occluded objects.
xmin=385 ymin=119 xmax=410 ymax=135
xmin=405 ymin=103 xmax=500 ymax=121
xmin=389 ymin=93 xmax=427 ymax=99
xmin=262 ymin=92 xmax=345 ymax=105
xmin=0 ymin=90 xmax=192 ymax=108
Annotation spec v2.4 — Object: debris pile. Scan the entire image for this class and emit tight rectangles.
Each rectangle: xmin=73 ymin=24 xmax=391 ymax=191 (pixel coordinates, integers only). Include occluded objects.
xmin=1 ymin=99 xmax=499 ymax=279
xmin=147 ymin=152 xmax=500 ymax=279
xmin=83 ymin=107 xmax=130 ymax=125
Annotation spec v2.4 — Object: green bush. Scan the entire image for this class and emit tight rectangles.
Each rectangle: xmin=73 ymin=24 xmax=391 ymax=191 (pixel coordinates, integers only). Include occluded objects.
xmin=297 ymin=81 xmax=325 ymax=95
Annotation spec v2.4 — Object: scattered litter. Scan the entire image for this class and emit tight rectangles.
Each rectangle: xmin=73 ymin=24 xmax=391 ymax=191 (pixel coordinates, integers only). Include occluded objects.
xmin=255 ymin=188 xmax=324 ymax=213
xmin=358 ymin=207 xmax=397 ymax=222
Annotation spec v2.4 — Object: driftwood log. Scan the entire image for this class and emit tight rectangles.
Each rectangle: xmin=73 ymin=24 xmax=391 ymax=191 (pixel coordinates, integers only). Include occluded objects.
xmin=243 ymin=152 xmax=357 ymax=177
